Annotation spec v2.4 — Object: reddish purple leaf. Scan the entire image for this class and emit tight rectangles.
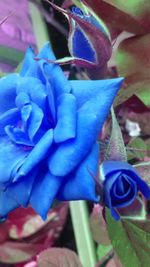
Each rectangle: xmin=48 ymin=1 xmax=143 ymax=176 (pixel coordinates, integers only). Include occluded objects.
xmin=0 ymin=241 xmax=43 ymax=264
xmin=0 ymin=204 xmax=68 ymax=263
xmin=114 ymin=34 xmax=150 ymax=106
xmin=90 ymin=204 xmax=111 ymax=245
xmin=82 ymin=0 xmax=150 ymax=34
xmin=117 ymin=34 xmax=150 ymax=85
xmin=37 ymin=248 xmax=83 ymax=267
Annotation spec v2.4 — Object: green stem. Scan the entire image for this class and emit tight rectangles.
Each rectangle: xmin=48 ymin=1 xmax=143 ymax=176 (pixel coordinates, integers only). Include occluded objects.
xmin=70 ymin=201 xmax=97 ymax=267
xmin=29 ymin=1 xmax=50 ymax=51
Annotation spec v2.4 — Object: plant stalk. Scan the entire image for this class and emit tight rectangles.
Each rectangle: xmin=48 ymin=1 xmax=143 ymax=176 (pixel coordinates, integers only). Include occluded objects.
xmin=70 ymin=201 xmax=97 ymax=267
xmin=29 ymin=1 xmax=50 ymax=51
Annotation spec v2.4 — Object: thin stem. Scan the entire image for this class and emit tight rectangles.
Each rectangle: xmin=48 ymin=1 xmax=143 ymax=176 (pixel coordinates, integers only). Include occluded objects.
xmin=86 ymin=64 xmax=108 ymax=80
xmin=70 ymin=201 xmax=97 ymax=267
xmin=133 ymin=161 xmax=150 ymax=167
xmin=30 ymin=0 xmax=68 ymax=37
xmin=29 ymin=1 xmax=50 ymax=51
xmin=95 ymin=250 xmax=114 ymax=267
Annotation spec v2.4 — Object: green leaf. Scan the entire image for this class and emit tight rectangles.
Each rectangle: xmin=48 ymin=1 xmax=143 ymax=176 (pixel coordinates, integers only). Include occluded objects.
xmin=134 ymin=162 xmax=150 ymax=186
xmin=114 ymin=80 xmax=145 ymax=107
xmin=106 ymin=209 xmax=150 ymax=267
xmin=137 ymin=88 xmax=150 ymax=106
xmin=114 ymin=81 xmax=147 ymax=106
xmin=97 ymin=244 xmax=113 ymax=260
xmin=114 ymin=33 xmax=150 ymax=106
xmin=105 ymin=108 xmax=127 ymax=161
xmin=0 ymin=46 xmax=24 ymax=66
xmin=72 ymin=0 xmax=87 ymax=11
xmin=127 ymin=137 xmax=147 ymax=160
xmin=117 ymin=197 xmax=146 ymax=220
xmin=107 ymin=0 xmax=150 ymax=19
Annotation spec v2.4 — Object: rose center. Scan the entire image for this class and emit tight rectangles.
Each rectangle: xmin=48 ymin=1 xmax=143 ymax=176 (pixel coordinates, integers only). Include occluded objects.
xmin=115 ymin=174 xmax=130 ymax=196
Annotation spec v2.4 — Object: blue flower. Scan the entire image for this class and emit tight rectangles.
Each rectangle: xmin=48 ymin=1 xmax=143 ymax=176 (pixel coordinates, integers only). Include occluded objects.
xmin=100 ymin=161 xmax=150 ymax=220
xmin=0 ymin=43 xmax=123 ymax=219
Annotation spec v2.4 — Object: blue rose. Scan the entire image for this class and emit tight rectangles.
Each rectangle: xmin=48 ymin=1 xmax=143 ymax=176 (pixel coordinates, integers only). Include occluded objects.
xmin=100 ymin=161 xmax=150 ymax=220
xmin=0 ymin=43 xmax=123 ymax=219
xmin=49 ymin=2 xmax=111 ymax=74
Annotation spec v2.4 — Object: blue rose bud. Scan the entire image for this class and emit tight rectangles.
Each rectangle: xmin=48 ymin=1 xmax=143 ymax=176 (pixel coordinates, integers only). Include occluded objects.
xmin=69 ymin=6 xmax=111 ymax=68
xmin=0 ymin=44 xmax=123 ymax=220
xmin=48 ymin=1 xmax=112 ymax=78
xmin=100 ymin=161 xmax=150 ymax=220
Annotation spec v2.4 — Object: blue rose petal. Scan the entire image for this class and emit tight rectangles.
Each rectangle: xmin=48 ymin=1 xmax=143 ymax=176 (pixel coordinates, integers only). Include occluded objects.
xmin=0 ymin=108 xmax=20 ymax=135
xmin=0 ymin=190 xmax=19 ymax=218
xmin=29 ymin=83 xmax=47 ymax=110
xmin=103 ymin=172 xmax=120 ymax=206
xmin=54 ymin=93 xmax=77 ymax=142
xmin=49 ymin=84 xmax=120 ymax=176
xmin=0 ymin=44 xmax=123 ymax=219
xmin=2 ymin=169 xmax=38 ymax=208
xmin=17 ymin=77 xmax=47 ymax=117
xmin=21 ymin=105 xmax=32 ymax=124
xmin=111 ymin=176 xmax=137 ymax=207
xmin=0 ymin=74 xmax=18 ymax=114
xmin=39 ymin=43 xmax=72 ymax=97
xmin=21 ymin=48 xmax=46 ymax=83
xmin=14 ymin=129 xmax=53 ymax=180
xmin=101 ymin=161 xmax=150 ymax=199
xmin=107 ymin=194 xmax=120 ymax=221
xmin=21 ymin=43 xmax=72 ymax=97
xmin=17 ymin=77 xmax=44 ymax=96
xmin=0 ymin=137 xmax=28 ymax=187
xmin=103 ymin=172 xmax=123 ymax=220
xmin=72 ymin=26 xmax=97 ymax=63
xmin=70 ymin=78 xmax=123 ymax=109
xmin=46 ymin=82 xmax=56 ymax=125
xmin=30 ymin=169 xmax=63 ymax=220
xmin=100 ymin=161 xmax=150 ymax=220
xmin=105 ymin=172 xmax=137 ymax=208
xmin=38 ymin=42 xmax=56 ymax=61
xmin=26 ymin=102 xmax=44 ymax=141
xmin=45 ymin=62 xmax=72 ymax=97
xmin=57 ymin=142 xmax=99 ymax=201
xmin=21 ymin=48 xmax=47 ymax=84
xmin=5 ymin=125 xmax=34 ymax=146
xmin=20 ymin=47 xmax=35 ymax=76
xmin=15 ymin=92 xmax=30 ymax=109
